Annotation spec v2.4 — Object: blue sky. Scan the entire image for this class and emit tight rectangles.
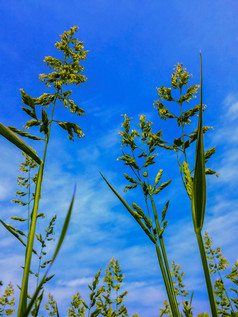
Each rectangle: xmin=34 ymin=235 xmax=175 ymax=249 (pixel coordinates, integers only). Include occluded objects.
xmin=1 ymin=0 xmax=238 ymax=316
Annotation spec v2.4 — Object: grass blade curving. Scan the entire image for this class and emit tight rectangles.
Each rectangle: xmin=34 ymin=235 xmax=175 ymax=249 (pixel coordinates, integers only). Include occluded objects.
xmin=100 ymin=172 xmax=156 ymax=244
xmin=23 ymin=185 xmax=76 ymax=317
xmin=100 ymin=172 xmax=180 ymax=317
xmin=0 ymin=123 xmax=42 ymax=165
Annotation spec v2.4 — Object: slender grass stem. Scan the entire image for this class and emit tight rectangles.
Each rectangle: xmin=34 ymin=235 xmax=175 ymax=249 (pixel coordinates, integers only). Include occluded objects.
xmin=155 ymin=242 xmax=179 ymax=317
xmin=143 ymin=142 xmax=179 ymax=315
xmin=17 ymin=163 xmax=44 ymax=317
xmin=144 ymin=196 xmax=152 ymax=223
xmin=42 ymin=92 xmax=58 ymax=163
xmin=17 ymin=92 xmax=59 ymax=317
xmin=150 ymin=194 xmax=180 ymax=317
xmin=196 ymin=232 xmax=218 ymax=317
xmin=27 ymin=168 xmax=31 ymax=236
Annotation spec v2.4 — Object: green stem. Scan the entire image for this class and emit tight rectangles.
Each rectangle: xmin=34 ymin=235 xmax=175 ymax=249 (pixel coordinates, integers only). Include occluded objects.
xmin=196 ymin=231 xmax=218 ymax=317
xmin=155 ymin=242 xmax=179 ymax=317
xmin=150 ymin=194 xmax=180 ymax=317
xmin=27 ymin=168 xmax=31 ymax=236
xmin=36 ymin=238 xmax=45 ymax=288
xmin=18 ymin=163 xmax=44 ymax=317
xmin=142 ymin=139 xmax=179 ymax=316
xmin=116 ymin=288 xmax=118 ymax=315
xmin=17 ymin=92 xmax=59 ymax=317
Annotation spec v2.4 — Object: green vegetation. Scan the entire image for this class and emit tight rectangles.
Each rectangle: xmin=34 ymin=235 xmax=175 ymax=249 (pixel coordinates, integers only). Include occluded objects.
xmin=0 ymin=26 xmax=86 ymax=316
xmin=0 ymin=26 xmax=237 ymax=316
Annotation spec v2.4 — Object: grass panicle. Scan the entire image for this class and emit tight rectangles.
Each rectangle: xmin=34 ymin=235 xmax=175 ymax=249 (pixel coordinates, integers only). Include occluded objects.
xmin=152 ymin=54 xmax=220 ymax=316
xmin=0 ymin=26 xmax=87 ymax=316
xmin=101 ymin=114 xmax=180 ymax=316
xmin=1 ymin=233 xmax=237 ymax=315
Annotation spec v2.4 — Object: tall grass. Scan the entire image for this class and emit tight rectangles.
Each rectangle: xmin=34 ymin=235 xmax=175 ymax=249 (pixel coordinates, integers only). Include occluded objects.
xmin=1 ymin=235 xmax=238 ymax=315
xmin=0 ymin=26 xmax=237 ymax=316
xmin=100 ymin=54 xmax=233 ymax=316
xmin=0 ymin=26 xmax=87 ymax=316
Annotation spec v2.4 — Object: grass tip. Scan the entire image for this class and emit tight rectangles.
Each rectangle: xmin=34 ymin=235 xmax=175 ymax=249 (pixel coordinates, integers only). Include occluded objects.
xmin=73 ymin=183 xmax=77 ymax=195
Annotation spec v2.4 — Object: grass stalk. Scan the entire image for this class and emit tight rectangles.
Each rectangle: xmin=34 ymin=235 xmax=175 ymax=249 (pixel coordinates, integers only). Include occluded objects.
xmin=102 ymin=165 xmax=180 ymax=313
xmin=23 ymin=185 xmax=76 ymax=317
xmin=196 ymin=232 xmax=218 ymax=317
xmin=27 ymin=168 xmax=31 ymax=235
xmin=142 ymin=148 xmax=180 ymax=314
xmin=1 ymin=26 xmax=87 ymax=316
xmin=154 ymin=242 xmax=179 ymax=317
xmin=17 ymin=162 xmax=44 ymax=316
xmin=18 ymin=92 xmax=58 ymax=317
xmin=191 ymin=52 xmax=218 ymax=317
xmin=149 ymin=194 xmax=180 ymax=316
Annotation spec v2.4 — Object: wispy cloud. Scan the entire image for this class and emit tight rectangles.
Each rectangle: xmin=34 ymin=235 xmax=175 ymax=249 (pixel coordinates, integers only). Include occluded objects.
xmin=223 ymin=93 xmax=238 ymax=121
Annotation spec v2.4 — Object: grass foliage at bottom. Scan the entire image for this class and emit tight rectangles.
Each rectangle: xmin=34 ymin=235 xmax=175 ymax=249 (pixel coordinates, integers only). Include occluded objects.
xmin=1 ymin=233 xmax=238 ymax=316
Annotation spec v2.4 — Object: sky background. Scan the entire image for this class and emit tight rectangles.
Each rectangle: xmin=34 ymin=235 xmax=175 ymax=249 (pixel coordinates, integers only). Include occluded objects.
xmin=0 ymin=1 xmax=238 ymax=316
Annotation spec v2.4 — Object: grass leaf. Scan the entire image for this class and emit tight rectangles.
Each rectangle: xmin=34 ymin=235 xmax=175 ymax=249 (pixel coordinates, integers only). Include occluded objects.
xmin=0 ymin=123 xmax=42 ymax=164
xmin=23 ymin=185 xmax=76 ymax=317
xmin=192 ymin=53 xmax=218 ymax=317
xmin=100 ymin=172 xmax=156 ymax=244
xmin=191 ymin=53 xmax=206 ymax=234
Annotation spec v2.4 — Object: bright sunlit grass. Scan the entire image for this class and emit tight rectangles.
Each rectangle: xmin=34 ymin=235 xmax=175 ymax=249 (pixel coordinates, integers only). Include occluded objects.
xmin=0 ymin=27 xmax=237 ymax=317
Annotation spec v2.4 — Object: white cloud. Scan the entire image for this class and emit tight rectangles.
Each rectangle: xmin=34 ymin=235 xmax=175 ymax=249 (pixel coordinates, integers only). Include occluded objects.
xmin=58 ymin=277 xmax=94 ymax=287
xmin=223 ymin=93 xmax=238 ymax=121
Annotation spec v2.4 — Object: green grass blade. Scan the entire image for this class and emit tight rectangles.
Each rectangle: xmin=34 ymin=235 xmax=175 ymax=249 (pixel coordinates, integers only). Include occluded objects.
xmin=0 ymin=123 xmax=42 ymax=165
xmin=196 ymin=231 xmax=218 ymax=317
xmin=23 ymin=185 xmax=76 ymax=317
xmin=18 ymin=162 xmax=44 ymax=317
xmin=100 ymin=172 xmax=156 ymax=244
xmin=101 ymin=169 xmax=178 ymax=314
xmin=191 ymin=52 xmax=206 ymax=234
xmin=56 ymin=302 xmax=60 ymax=317
xmin=50 ymin=184 xmax=76 ymax=263
xmin=155 ymin=242 xmax=179 ymax=317
xmin=149 ymin=195 xmax=180 ymax=317
xmin=31 ymin=290 xmax=44 ymax=316
xmin=192 ymin=52 xmax=218 ymax=317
